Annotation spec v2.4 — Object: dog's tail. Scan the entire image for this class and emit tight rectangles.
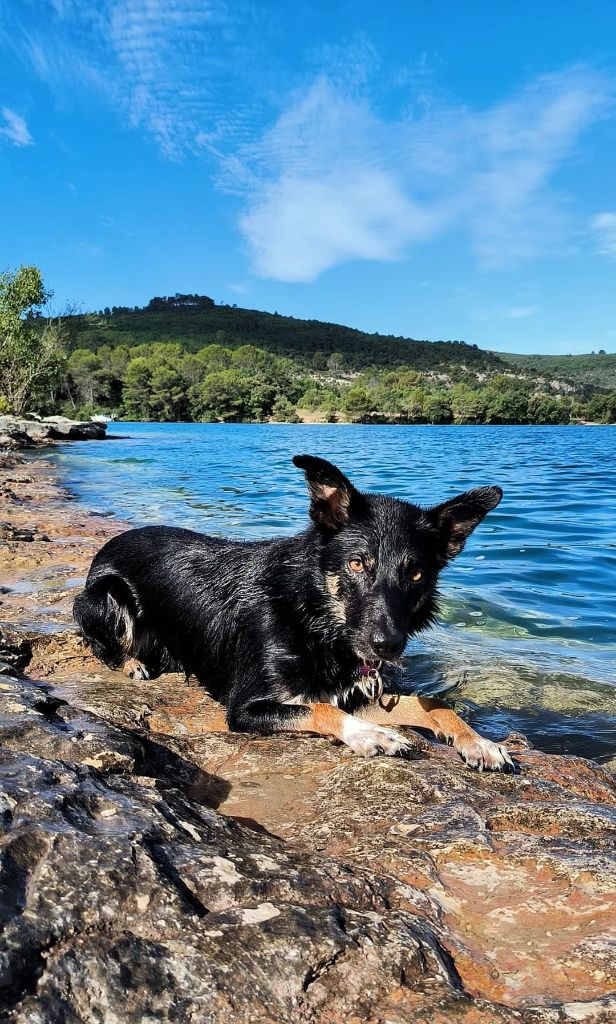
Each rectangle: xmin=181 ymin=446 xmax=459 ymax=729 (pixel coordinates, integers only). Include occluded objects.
xmin=73 ymin=574 xmax=142 ymax=670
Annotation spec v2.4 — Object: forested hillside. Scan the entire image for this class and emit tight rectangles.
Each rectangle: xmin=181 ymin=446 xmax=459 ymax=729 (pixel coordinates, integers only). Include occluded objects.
xmin=499 ymin=351 xmax=616 ymax=390
xmin=62 ymin=294 xmax=503 ymax=373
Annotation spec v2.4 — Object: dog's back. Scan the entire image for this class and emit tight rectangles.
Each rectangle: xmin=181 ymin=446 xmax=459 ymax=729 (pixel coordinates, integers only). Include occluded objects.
xmin=74 ymin=524 xmax=289 ymax=692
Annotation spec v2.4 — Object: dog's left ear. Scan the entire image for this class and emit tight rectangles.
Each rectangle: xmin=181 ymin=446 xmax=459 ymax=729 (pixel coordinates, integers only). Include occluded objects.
xmin=428 ymin=486 xmax=503 ymax=560
xmin=293 ymin=455 xmax=356 ymax=530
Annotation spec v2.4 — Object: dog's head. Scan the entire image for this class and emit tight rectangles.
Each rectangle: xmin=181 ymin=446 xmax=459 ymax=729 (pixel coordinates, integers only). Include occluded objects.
xmin=293 ymin=454 xmax=502 ymax=664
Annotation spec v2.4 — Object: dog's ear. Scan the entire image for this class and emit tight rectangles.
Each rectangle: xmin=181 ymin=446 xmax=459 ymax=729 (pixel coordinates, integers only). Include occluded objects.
xmin=293 ymin=455 xmax=356 ymax=530
xmin=428 ymin=486 xmax=502 ymax=560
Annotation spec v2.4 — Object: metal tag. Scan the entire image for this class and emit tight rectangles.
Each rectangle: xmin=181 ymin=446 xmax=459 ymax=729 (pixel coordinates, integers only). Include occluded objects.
xmin=358 ymin=664 xmax=383 ymax=702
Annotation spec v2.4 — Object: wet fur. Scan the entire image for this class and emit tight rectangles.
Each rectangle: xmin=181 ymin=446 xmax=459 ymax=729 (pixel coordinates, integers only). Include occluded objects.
xmin=74 ymin=454 xmax=507 ymax=765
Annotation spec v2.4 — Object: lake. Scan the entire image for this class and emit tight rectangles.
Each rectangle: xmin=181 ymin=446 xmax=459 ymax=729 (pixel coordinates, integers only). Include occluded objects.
xmin=50 ymin=423 xmax=616 ymax=763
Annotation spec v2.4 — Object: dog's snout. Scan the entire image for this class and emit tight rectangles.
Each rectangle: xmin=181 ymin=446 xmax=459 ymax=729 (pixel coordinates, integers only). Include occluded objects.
xmin=369 ymin=628 xmax=405 ymax=660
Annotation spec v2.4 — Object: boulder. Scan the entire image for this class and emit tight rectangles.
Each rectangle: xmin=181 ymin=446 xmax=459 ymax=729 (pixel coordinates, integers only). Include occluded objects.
xmin=0 ymin=416 xmax=107 ymax=446
xmin=0 ymin=668 xmax=615 ymax=1022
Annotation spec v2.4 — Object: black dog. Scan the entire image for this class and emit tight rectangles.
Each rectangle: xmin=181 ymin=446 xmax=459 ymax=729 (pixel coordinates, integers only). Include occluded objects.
xmin=74 ymin=454 xmax=514 ymax=771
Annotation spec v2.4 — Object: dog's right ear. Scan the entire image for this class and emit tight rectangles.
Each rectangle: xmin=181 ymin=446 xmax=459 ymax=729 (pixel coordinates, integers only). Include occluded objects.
xmin=293 ymin=455 xmax=355 ymax=530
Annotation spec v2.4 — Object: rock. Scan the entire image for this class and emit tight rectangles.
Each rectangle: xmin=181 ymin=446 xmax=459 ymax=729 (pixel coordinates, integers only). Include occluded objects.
xmin=0 ymin=430 xmax=37 ymax=451
xmin=0 ymin=416 xmax=107 ymax=447
xmin=0 ymin=628 xmax=32 ymax=673
xmin=2 ymin=672 xmax=615 ymax=1023
xmin=0 ymin=523 xmax=50 ymax=542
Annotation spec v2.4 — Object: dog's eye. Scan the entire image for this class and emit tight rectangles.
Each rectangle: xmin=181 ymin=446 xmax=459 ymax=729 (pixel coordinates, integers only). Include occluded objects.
xmin=410 ymin=569 xmax=423 ymax=582
xmin=348 ymin=557 xmax=364 ymax=573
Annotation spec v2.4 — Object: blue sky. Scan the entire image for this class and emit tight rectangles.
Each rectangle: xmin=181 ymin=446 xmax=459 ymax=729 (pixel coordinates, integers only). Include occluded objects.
xmin=1 ymin=1 xmax=616 ymax=354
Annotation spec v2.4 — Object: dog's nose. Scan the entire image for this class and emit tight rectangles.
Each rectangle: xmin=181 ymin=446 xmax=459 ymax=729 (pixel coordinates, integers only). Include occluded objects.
xmin=369 ymin=629 xmax=405 ymax=660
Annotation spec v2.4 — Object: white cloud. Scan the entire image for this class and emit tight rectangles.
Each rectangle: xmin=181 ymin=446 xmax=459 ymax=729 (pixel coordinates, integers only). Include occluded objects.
xmin=0 ymin=107 xmax=33 ymax=146
xmin=591 ymin=211 xmax=616 ymax=257
xmin=240 ymin=166 xmax=442 ymax=282
xmin=229 ymin=66 xmax=613 ymax=281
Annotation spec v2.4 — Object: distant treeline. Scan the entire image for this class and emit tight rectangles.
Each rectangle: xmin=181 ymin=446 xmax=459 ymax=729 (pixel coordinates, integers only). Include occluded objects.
xmin=62 ymin=341 xmax=616 ymax=424
xmin=3 ymin=271 xmax=615 ymax=425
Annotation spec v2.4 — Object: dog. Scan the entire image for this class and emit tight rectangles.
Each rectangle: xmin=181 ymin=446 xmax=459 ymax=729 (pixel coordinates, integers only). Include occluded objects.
xmin=73 ymin=454 xmax=514 ymax=771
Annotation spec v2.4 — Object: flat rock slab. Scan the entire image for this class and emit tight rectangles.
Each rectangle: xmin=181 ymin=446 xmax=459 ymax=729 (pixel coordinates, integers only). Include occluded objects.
xmin=0 ymin=415 xmax=107 ymax=444
xmin=1 ymin=670 xmax=616 ymax=1024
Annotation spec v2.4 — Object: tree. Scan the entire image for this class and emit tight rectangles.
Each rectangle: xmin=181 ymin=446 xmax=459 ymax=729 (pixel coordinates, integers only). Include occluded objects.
xmin=527 ymin=394 xmax=570 ymax=425
xmin=192 ymin=370 xmax=254 ymax=421
xmin=343 ymin=386 xmax=372 ymax=422
xmin=271 ymin=396 xmax=299 ymax=422
xmin=149 ymin=362 xmax=190 ymax=421
xmin=450 ymin=384 xmax=487 ymax=424
xmin=0 ymin=266 xmax=66 ymax=414
xmin=423 ymin=392 xmax=453 ymax=424
xmin=68 ymin=349 xmax=105 ymax=407
xmin=585 ymin=393 xmax=616 ymax=423
xmin=399 ymin=387 xmax=425 ymax=422
xmin=123 ymin=358 xmax=153 ymax=420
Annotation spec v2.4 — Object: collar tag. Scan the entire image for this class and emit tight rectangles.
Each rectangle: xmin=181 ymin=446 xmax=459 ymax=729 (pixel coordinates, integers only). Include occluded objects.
xmin=358 ymin=662 xmax=383 ymax=702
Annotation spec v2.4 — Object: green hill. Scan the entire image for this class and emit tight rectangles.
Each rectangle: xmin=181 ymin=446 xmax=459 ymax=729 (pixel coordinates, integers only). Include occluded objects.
xmin=65 ymin=294 xmax=504 ymax=374
xmin=498 ymin=351 xmax=616 ymax=390
xmin=29 ymin=292 xmax=615 ymax=425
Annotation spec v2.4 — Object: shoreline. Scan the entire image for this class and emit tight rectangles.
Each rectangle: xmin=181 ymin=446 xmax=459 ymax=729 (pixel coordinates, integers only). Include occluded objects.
xmin=2 ymin=447 xmax=616 ymax=1019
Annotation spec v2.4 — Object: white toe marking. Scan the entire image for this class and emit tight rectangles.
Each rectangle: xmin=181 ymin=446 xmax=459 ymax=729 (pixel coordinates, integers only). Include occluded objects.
xmin=456 ymin=735 xmax=515 ymax=772
xmin=341 ymin=717 xmax=411 ymax=758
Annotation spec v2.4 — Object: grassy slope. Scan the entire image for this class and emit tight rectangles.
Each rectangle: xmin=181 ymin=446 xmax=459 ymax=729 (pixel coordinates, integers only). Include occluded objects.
xmin=66 ymin=305 xmax=505 ymax=373
xmin=499 ymin=351 xmax=616 ymax=390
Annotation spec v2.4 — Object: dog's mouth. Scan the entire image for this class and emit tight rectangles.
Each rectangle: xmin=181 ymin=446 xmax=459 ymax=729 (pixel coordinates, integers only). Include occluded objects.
xmin=360 ymin=657 xmax=382 ymax=671
xmin=356 ymin=649 xmax=404 ymax=668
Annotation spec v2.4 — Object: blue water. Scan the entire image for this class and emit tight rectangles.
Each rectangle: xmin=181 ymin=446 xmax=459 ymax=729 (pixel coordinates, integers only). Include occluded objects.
xmin=50 ymin=423 xmax=616 ymax=761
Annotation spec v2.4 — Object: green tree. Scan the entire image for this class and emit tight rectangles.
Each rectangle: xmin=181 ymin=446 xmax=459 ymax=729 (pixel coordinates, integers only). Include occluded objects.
xmin=343 ymin=385 xmax=372 ymax=422
xmin=483 ymin=377 xmax=530 ymax=424
xmin=196 ymin=344 xmax=232 ymax=373
xmin=149 ymin=362 xmax=190 ymax=420
xmin=271 ymin=396 xmax=300 ymax=422
xmin=123 ymin=357 xmax=153 ymax=419
xmin=0 ymin=265 xmax=66 ymax=414
xmin=423 ymin=392 xmax=453 ymax=423
xmin=527 ymin=394 xmax=570 ymax=424
xmin=193 ymin=370 xmax=254 ymax=421
xmin=68 ymin=349 xmax=105 ymax=407
xmin=399 ymin=387 xmax=425 ymax=422
xmin=450 ymin=384 xmax=487 ymax=424
xmin=585 ymin=393 xmax=616 ymax=423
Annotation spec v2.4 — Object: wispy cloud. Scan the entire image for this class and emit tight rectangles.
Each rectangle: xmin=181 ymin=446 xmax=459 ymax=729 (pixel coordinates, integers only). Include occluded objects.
xmin=591 ymin=211 xmax=616 ymax=257
xmin=6 ymin=0 xmax=265 ymax=159
xmin=231 ymin=66 xmax=613 ymax=281
xmin=5 ymin=5 xmax=614 ymax=280
xmin=0 ymin=106 xmax=33 ymax=146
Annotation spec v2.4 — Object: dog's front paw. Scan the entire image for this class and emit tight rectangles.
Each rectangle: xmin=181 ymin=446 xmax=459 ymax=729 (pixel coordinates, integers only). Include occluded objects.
xmin=455 ymin=734 xmax=515 ymax=773
xmin=341 ymin=719 xmax=417 ymax=758
xmin=122 ymin=658 xmax=150 ymax=681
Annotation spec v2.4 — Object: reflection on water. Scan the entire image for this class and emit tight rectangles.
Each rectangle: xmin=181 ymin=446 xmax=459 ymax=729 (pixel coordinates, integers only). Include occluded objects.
xmin=49 ymin=423 xmax=616 ymax=761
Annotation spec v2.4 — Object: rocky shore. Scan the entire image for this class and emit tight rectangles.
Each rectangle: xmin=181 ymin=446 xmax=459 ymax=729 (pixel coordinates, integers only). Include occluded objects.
xmin=0 ymin=450 xmax=615 ymax=1022
xmin=0 ymin=415 xmax=108 ymax=449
